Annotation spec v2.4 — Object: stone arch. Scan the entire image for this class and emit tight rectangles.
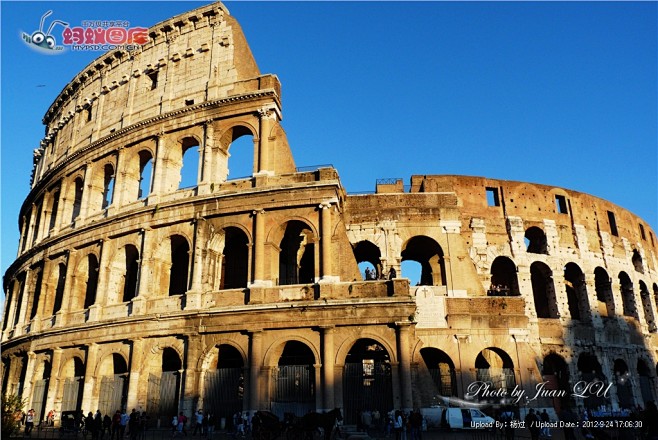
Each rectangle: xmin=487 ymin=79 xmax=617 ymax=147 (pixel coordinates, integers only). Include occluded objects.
xmin=27 ymin=264 xmax=44 ymax=322
xmin=69 ymin=251 xmax=101 ymax=312
xmin=31 ymin=356 xmax=52 ymax=423
xmin=263 ymin=336 xmax=320 ymax=368
xmin=202 ymin=343 xmax=246 ymax=425
xmin=274 ymin=219 xmax=317 ymax=285
xmin=474 ymin=347 xmax=516 ymax=396
xmin=137 ymin=149 xmax=154 ymax=200
xmin=525 ymin=226 xmax=548 ymax=254
xmin=268 ymin=339 xmax=317 ymax=417
xmin=401 ymin=235 xmax=446 ymax=286
xmin=613 ymin=359 xmax=633 ymax=409
xmin=639 ymin=281 xmax=656 ymax=332
xmin=168 ymin=235 xmax=191 ymax=296
xmin=342 ymin=338 xmax=394 ymax=424
xmin=594 ymin=267 xmax=615 ymax=317
xmin=352 ymin=240 xmax=382 ymax=280
xmin=542 ymin=352 xmax=570 ymax=410
xmin=221 ymin=226 xmax=250 ymax=289
xmin=198 ymin=337 xmax=248 ymax=372
xmin=619 ymin=271 xmax=638 ymax=319
xmin=637 ymin=358 xmax=655 ymax=406
xmin=96 ymin=352 xmax=129 ymax=416
xmin=632 ymin=249 xmax=644 ymax=274
xmin=336 ymin=333 xmax=398 ymax=367
xmin=51 ymin=263 xmax=67 ymax=316
xmin=418 ymin=347 xmax=457 ymax=397
xmin=106 ymin=243 xmax=140 ymax=304
xmin=564 ymin=262 xmax=591 ymax=322
xmin=654 ymin=283 xmax=658 ymax=315
xmin=489 ymin=256 xmax=520 ymax=296
xmin=71 ymin=176 xmax=84 ymax=222
xmin=59 ymin=354 xmax=85 ymax=412
xmin=145 ymin=346 xmax=183 ymax=426
xmin=102 ymin=162 xmax=116 ymax=209
xmin=531 ymin=261 xmax=557 ymax=319
xmin=179 ymin=136 xmax=201 ymax=189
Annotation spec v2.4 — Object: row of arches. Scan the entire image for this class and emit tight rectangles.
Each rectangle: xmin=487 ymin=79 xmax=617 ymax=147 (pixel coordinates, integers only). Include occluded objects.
xmin=20 ymin=129 xmax=256 ymax=257
xmin=488 ymin=256 xmax=657 ymax=329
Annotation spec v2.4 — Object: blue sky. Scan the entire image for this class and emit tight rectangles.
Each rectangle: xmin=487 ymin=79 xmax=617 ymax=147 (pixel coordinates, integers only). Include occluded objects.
xmin=1 ymin=1 xmax=657 ymax=284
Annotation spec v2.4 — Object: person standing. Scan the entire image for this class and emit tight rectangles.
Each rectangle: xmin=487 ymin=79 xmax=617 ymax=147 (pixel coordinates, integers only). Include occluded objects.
xmin=524 ymin=409 xmax=540 ymax=440
xmin=24 ymin=409 xmax=35 ymax=436
xmin=193 ymin=410 xmax=204 ymax=436
xmin=540 ymin=410 xmax=551 ymax=438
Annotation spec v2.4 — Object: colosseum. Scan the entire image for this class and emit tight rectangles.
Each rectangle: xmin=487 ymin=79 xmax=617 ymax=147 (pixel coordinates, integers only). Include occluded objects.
xmin=2 ymin=1 xmax=657 ymax=428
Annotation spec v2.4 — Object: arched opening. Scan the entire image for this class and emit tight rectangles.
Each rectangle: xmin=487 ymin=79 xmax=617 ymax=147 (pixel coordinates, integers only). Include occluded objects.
xmin=525 ymin=227 xmax=548 ymax=254
xmin=531 ymin=262 xmax=557 ymax=319
xmin=122 ymin=245 xmax=140 ymax=302
xmin=168 ymin=235 xmax=190 ymax=296
xmin=542 ymin=353 xmax=570 ymax=411
xmin=147 ymin=348 xmax=182 ymax=428
xmin=475 ymin=348 xmax=516 ymax=398
xmin=31 ymin=199 xmax=43 ymax=246
xmin=31 ymin=359 xmax=51 ymax=424
xmin=654 ymin=283 xmax=658 ymax=317
xmin=639 ymin=281 xmax=656 ymax=332
xmin=48 ymin=189 xmax=60 ymax=231
xmin=352 ymin=241 xmax=382 ymax=280
xmin=419 ymin=348 xmax=457 ymax=398
xmin=401 ymin=236 xmax=446 ymax=286
xmin=614 ymin=359 xmax=633 ymax=409
xmin=15 ymin=353 xmax=28 ymax=398
xmin=98 ymin=353 xmax=129 ymax=416
xmin=343 ymin=339 xmax=393 ymax=424
xmin=179 ymin=137 xmax=200 ymax=189
xmin=564 ymin=263 xmax=590 ymax=322
xmin=52 ymin=264 xmax=67 ymax=315
xmin=632 ymin=250 xmax=644 ymax=274
xmin=489 ymin=256 xmax=520 ymax=296
xmin=619 ymin=272 xmax=638 ymax=319
xmin=594 ymin=267 xmax=615 ymax=318
xmin=102 ymin=163 xmax=115 ymax=209
xmin=577 ymin=353 xmax=607 ymax=409
xmin=29 ymin=269 xmax=44 ymax=321
xmin=138 ymin=151 xmax=153 ymax=199
xmin=84 ymin=254 xmax=99 ymax=309
xmin=226 ymin=129 xmax=254 ymax=180
xmin=61 ymin=357 xmax=85 ymax=412
xmin=11 ymin=274 xmax=27 ymax=328
xmin=638 ymin=360 xmax=654 ymax=406
xmin=272 ymin=341 xmax=315 ymax=417
xmin=278 ymin=221 xmax=315 ymax=285
xmin=221 ymin=227 xmax=249 ymax=289
xmin=71 ymin=177 xmax=84 ymax=221
xmin=204 ymin=345 xmax=244 ymax=430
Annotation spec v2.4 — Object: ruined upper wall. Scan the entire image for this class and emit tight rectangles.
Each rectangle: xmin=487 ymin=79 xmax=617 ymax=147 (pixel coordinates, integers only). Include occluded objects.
xmin=33 ymin=2 xmax=265 ymax=188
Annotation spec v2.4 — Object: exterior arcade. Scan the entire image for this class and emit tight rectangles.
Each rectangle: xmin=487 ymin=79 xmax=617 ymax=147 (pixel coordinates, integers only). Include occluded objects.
xmin=3 ymin=2 xmax=658 ymax=428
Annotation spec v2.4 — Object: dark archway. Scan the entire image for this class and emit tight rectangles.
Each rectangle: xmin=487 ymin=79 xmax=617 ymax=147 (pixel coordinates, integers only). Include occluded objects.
xmin=542 ymin=353 xmax=570 ymax=411
xmin=531 ymin=262 xmax=557 ymax=319
xmin=577 ymin=353 xmax=607 ymax=410
xmin=489 ymin=256 xmax=520 ymax=296
xmin=564 ymin=263 xmax=590 ymax=322
xmin=419 ymin=348 xmax=457 ymax=397
xmin=168 ymin=235 xmax=190 ymax=296
xmin=343 ymin=339 xmax=392 ymax=424
xmin=614 ymin=359 xmax=633 ymax=409
xmin=525 ymin=227 xmax=548 ymax=254
xmin=353 ymin=241 xmax=382 ymax=280
xmin=594 ymin=267 xmax=615 ymax=318
xmin=475 ymin=348 xmax=516 ymax=398
xmin=401 ymin=236 xmax=446 ymax=286
xmin=279 ymin=221 xmax=315 ymax=285
xmin=619 ymin=272 xmax=638 ymax=319
xmin=147 ymin=348 xmax=182 ymax=428
xmin=221 ymin=227 xmax=249 ymax=289
xmin=272 ymin=341 xmax=315 ymax=417
xmin=204 ymin=345 xmax=245 ymax=430
xmin=122 ymin=245 xmax=140 ymax=302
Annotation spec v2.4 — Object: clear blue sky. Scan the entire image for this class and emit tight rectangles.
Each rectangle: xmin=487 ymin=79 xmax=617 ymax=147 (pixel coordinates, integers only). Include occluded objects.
xmin=2 ymin=1 xmax=657 ymax=284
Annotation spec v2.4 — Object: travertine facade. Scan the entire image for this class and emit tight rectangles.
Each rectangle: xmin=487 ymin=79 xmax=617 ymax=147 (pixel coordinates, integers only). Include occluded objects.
xmin=3 ymin=2 xmax=657 ymax=427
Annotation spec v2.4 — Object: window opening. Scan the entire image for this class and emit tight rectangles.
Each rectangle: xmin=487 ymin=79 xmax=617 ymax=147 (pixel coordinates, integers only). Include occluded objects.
xmin=555 ymin=195 xmax=568 ymax=214
xmin=486 ymin=187 xmax=500 ymax=207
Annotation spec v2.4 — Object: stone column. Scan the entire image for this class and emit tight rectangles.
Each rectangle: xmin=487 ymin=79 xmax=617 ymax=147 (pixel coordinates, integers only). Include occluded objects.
xmin=181 ymin=335 xmax=202 ymax=416
xmin=397 ymin=322 xmax=413 ymax=412
xmin=256 ymin=107 xmax=277 ymax=175
xmin=251 ymin=210 xmax=270 ymax=286
xmin=126 ymin=339 xmax=145 ymax=410
xmin=198 ymin=120 xmax=214 ymax=194
xmin=149 ymin=135 xmax=164 ymax=201
xmin=23 ymin=352 xmax=38 ymax=409
xmin=249 ymin=330 xmax=263 ymax=412
xmin=321 ymin=326 xmax=336 ymax=411
xmin=78 ymin=164 xmax=93 ymax=221
xmin=319 ymin=202 xmax=338 ymax=283
xmin=44 ymin=348 xmax=62 ymax=419
xmin=81 ymin=343 xmax=99 ymax=412
xmin=23 ymin=207 xmax=36 ymax=251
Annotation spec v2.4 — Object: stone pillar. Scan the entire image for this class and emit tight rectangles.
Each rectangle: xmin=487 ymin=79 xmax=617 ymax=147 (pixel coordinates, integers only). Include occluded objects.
xmin=256 ymin=107 xmax=277 ymax=175
xmin=397 ymin=322 xmax=413 ymax=412
xmin=249 ymin=330 xmax=263 ymax=412
xmin=198 ymin=120 xmax=214 ymax=193
xmin=81 ymin=343 xmax=99 ymax=412
xmin=55 ymin=178 xmax=70 ymax=233
xmin=321 ymin=326 xmax=336 ymax=411
xmin=24 ymin=207 xmax=36 ymax=251
xmin=319 ymin=202 xmax=338 ymax=283
xmin=126 ymin=339 xmax=145 ymax=410
xmin=250 ymin=211 xmax=270 ymax=286
xmin=149 ymin=135 xmax=164 ymax=200
xmin=23 ymin=352 xmax=38 ymax=409
xmin=45 ymin=348 xmax=62 ymax=419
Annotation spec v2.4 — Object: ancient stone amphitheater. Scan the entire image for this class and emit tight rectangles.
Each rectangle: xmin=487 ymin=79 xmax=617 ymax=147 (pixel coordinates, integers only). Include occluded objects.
xmin=3 ymin=2 xmax=657 ymax=427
